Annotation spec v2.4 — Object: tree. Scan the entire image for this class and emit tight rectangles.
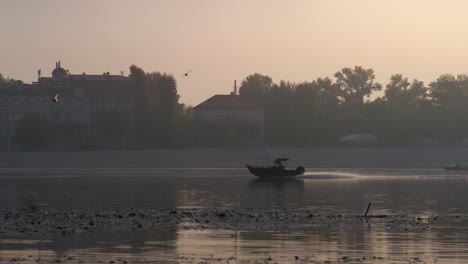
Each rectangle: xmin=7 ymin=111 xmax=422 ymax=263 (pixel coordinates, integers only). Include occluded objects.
xmin=146 ymin=72 xmax=180 ymax=120
xmin=0 ymin=73 xmax=16 ymax=89
xmin=189 ymin=120 xmax=258 ymax=147
xmin=429 ymin=74 xmax=468 ymax=109
xmin=376 ymin=74 xmax=430 ymax=145
xmin=145 ymin=72 xmax=180 ymax=147
xmin=54 ymin=122 xmax=88 ymax=150
xmin=239 ymin=73 xmax=273 ymax=105
xmin=264 ymin=80 xmax=296 ymax=145
xmin=428 ymin=74 xmax=468 ymax=139
xmin=129 ymin=65 xmax=149 ymax=148
xmin=15 ymin=114 xmax=54 ymax=150
xmin=312 ymin=77 xmax=342 ymax=145
xmin=95 ymin=111 xmax=130 ymax=149
xmin=129 ymin=65 xmax=185 ymax=148
xmin=334 ymin=66 xmax=382 ymax=106
xmin=291 ymin=82 xmax=320 ymax=145
xmin=384 ymin=74 xmax=427 ymax=108
xmin=315 ymin=77 xmax=341 ymax=109
xmin=384 ymin=74 xmax=410 ymax=104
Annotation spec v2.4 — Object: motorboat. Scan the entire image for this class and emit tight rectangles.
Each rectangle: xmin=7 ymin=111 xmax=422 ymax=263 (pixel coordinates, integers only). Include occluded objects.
xmin=444 ymin=163 xmax=468 ymax=171
xmin=246 ymin=158 xmax=305 ymax=177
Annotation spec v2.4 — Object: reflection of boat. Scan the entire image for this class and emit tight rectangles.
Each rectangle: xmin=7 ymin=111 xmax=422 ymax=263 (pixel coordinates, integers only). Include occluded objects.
xmin=246 ymin=158 xmax=305 ymax=177
xmin=248 ymin=178 xmax=304 ymax=192
xmin=444 ymin=163 xmax=468 ymax=171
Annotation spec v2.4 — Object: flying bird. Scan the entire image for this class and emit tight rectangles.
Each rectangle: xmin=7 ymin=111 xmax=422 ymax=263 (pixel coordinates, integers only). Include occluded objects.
xmin=181 ymin=70 xmax=192 ymax=77
xmin=52 ymin=93 xmax=59 ymax=102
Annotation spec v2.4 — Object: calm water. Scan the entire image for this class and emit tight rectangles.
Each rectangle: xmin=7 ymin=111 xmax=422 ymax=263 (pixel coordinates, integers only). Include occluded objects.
xmin=2 ymin=167 xmax=468 ymax=263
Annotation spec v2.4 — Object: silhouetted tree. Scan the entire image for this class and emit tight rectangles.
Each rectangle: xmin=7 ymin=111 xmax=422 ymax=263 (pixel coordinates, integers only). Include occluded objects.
xmin=239 ymin=73 xmax=273 ymax=105
xmin=145 ymin=72 xmax=180 ymax=147
xmin=314 ymin=77 xmax=342 ymax=144
xmin=292 ymin=82 xmax=320 ymax=145
xmin=15 ymin=114 xmax=54 ymax=150
xmin=95 ymin=111 xmax=130 ymax=149
xmin=429 ymin=74 xmax=468 ymax=139
xmin=129 ymin=65 xmax=186 ymax=148
xmin=334 ymin=66 xmax=382 ymax=106
xmin=264 ymin=81 xmax=295 ymax=145
xmin=129 ymin=65 xmax=150 ymax=148
xmin=190 ymin=120 xmax=259 ymax=147
xmin=385 ymin=74 xmax=427 ymax=107
xmin=429 ymin=74 xmax=468 ymax=109
xmin=375 ymin=74 xmax=430 ymax=144
xmin=0 ymin=73 xmax=16 ymax=89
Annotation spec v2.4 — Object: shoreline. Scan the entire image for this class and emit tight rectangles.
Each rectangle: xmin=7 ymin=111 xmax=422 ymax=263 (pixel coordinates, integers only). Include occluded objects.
xmin=0 ymin=147 xmax=467 ymax=168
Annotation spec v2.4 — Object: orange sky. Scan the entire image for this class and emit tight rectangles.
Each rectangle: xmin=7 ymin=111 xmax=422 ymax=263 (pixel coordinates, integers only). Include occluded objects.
xmin=2 ymin=0 xmax=468 ymax=105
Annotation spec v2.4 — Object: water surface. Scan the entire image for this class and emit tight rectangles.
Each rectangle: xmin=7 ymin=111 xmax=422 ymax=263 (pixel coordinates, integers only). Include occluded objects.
xmin=2 ymin=167 xmax=468 ymax=263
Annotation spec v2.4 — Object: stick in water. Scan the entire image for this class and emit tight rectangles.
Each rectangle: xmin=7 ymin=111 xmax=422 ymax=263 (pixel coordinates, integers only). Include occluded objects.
xmin=364 ymin=202 xmax=372 ymax=217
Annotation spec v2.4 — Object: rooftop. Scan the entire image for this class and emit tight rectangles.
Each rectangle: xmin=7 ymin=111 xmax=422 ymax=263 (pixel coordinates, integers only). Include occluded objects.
xmin=69 ymin=74 xmax=131 ymax=81
xmin=193 ymin=94 xmax=260 ymax=111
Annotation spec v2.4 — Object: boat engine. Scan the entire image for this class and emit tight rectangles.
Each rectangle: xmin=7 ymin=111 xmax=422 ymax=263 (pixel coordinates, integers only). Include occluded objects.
xmin=296 ymin=166 xmax=305 ymax=175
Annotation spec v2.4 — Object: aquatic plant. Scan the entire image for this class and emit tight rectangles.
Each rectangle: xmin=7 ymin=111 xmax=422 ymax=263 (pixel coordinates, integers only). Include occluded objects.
xmin=18 ymin=192 xmax=40 ymax=211
xmin=218 ymin=212 xmax=227 ymax=218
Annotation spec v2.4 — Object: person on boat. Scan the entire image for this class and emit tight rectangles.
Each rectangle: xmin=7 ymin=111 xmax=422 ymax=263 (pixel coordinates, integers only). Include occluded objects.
xmin=272 ymin=158 xmax=287 ymax=169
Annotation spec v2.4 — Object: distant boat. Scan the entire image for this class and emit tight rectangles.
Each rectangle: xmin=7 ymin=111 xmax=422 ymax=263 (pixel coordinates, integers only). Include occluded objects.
xmin=246 ymin=158 xmax=305 ymax=177
xmin=444 ymin=163 xmax=468 ymax=171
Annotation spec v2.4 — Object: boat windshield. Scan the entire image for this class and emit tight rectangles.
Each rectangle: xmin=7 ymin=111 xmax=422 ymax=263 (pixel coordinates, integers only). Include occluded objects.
xmin=272 ymin=160 xmax=286 ymax=169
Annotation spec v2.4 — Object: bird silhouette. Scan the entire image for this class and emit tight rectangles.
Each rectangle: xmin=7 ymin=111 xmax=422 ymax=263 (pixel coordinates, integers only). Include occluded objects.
xmin=52 ymin=93 xmax=59 ymax=102
xmin=181 ymin=70 xmax=192 ymax=77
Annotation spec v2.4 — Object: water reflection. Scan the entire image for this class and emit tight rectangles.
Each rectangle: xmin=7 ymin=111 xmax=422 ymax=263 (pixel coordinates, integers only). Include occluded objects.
xmin=0 ymin=229 xmax=180 ymax=262
xmin=3 ymin=226 xmax=468 ymax=263
xmin=248 ymin=178 xmax=304 ymax=194
xmin=3 ymin=167 xmax=468 ymax=262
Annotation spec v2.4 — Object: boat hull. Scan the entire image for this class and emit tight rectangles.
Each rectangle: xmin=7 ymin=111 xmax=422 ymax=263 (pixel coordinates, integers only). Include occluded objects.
xmin=246 ymin=165 xmax=305 ymax=177
xmin=444 ymin=166 xmax=468 ymax=171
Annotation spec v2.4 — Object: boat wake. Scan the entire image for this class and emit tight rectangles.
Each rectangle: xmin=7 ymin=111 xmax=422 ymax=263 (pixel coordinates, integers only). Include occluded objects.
xmin=296 ymin=171 xmax=358 ymax=179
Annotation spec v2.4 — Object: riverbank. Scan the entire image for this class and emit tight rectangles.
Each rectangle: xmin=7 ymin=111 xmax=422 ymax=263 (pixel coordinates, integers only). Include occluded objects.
xmin=0 ymin=147 xmax=467 ymax=168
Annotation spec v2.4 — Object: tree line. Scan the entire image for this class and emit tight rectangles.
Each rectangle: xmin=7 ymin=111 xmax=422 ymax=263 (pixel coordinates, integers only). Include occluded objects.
xmin=239 ymin=66 xmax=468 ymax=146
xmin=9 ymin=65 xmax=468 ymax=150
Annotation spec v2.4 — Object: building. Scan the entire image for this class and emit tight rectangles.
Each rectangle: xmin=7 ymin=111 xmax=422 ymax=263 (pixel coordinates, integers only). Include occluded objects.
xmin=0 ymin=61 xmax=133 ymax=151
xmin=67 ymin=72 xmax=133 ymax=137
xmin=192 ymin=83 xmax=264 ymax=145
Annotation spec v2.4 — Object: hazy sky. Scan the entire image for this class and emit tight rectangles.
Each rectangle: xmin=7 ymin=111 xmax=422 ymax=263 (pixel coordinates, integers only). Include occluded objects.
xmin=2 ymin=0 xmax=468 ymax=105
